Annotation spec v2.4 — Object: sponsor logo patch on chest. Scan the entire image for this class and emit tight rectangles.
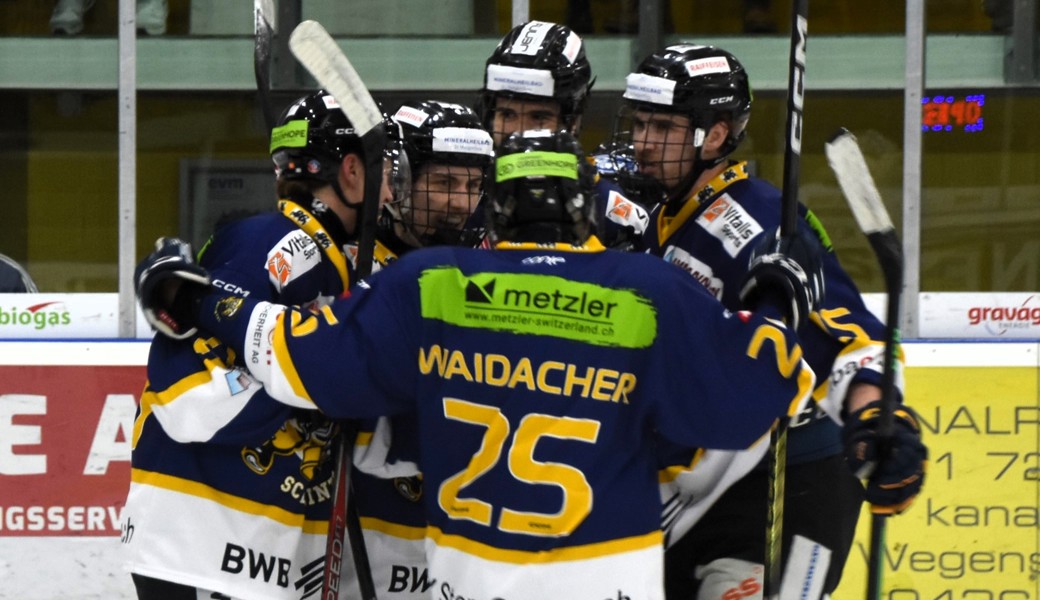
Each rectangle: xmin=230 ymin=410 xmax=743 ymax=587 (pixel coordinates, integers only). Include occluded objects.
xmin=695 ymin=193 xmax=763 ymax=258
xmin=662 ymin=245 xmax=723 ymax=299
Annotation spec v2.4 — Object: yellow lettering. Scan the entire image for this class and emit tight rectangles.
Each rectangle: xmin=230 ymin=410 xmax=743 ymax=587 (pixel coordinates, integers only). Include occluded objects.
xmin=473 ymin=352 xmax=483 ymax=382
xmin=507 ymin=358 xmax=536 ymax=391
xmin=418 ymin=344 xmax=446 ymax=375
xmin=747 ymin=325 xmax=803 ymax=377
xmin=563 ymin=365 xmax=595 ymax=398
xmin=444 ymin=350 xmax=475 ymax=381
xmin=537 ymin=361 xmax=564 ymax=394
xmin=485 ymin=354 xmax=511 ymax=386
xmin=612 ymin=373 xmax=637 ymax=404
xmin=591 ymin=369 xmax=619 ymax=401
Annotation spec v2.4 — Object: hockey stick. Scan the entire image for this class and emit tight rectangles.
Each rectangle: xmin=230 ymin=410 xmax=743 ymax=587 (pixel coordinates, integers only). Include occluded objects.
xmin=253 ymin=0 xmax=276 ymax=131
xmin=825 ymin=128 xmax=903 ymax=600
xmin=290 ymin=20 xmax=385 ymax=600
xmin=765 ymin=1 xmax=808 ymax=598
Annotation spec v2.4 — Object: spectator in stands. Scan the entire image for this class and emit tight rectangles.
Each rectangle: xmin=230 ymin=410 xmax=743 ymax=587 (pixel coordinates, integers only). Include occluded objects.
xmin=50 ymin=0 xmax=167 ymax=36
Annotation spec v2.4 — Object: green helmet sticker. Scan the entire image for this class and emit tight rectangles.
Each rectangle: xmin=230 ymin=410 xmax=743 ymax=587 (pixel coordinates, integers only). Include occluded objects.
xmin=270 ymin=120 xmax=309 ymax=153
xmin=419 ymin=267 xmax=657 ymax=348
xmin=496 ymin=151 xmax=578 ymax=183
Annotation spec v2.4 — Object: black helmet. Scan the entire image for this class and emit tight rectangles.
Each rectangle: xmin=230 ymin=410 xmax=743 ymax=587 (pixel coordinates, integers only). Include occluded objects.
xmin=623 ymin=44 xmax=752 ymax=157
xmin=384 ymin=100 xmax=494 ymax=247
xmin=393 ymin=100 xmax=494 ymax=177
xmin=270 ymin=89 xmax=363 ymax=183
xmin=478 ymin=21 xmax=594 ymax=131
xmin=485 ymin=129 xmax=597 ymax=246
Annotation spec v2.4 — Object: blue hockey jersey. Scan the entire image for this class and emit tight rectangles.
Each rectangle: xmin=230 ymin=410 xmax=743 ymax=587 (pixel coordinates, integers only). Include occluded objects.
xmin=124 ymin=199 xmax=354 ymax=600
xmin=644 ymin=161 xmax=902 ymax=463
xmin=191 ymin=237 xmax=816 ymax=600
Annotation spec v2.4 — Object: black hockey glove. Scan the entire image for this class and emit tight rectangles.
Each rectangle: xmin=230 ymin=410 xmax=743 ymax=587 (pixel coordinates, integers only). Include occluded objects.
xmin=135 ymin=237 xmax=211 ymax=340
xmin=843 ymin=400 xmax=928 ymax=515
xmin=738 ymin=227 xmax=825 ymax=330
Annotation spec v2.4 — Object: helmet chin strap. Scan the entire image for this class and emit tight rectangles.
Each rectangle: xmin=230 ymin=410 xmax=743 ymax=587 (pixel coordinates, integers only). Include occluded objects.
xmin=307 ymin=181 xmax=359 ymax=247
xmin=329 ymin=179 xmax=367 ymax=242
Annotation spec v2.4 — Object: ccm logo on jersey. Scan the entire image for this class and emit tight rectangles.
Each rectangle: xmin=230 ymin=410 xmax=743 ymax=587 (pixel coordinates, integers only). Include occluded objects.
xmin=696 ymin=194 xmax=763 ymax=258
xmin=662 ymin=246 xmax=723 ymax=299
xmin=267 ymin=230 xmax=321 ymax=289
xmin=605 ymin=190 xmax=649 ymax=233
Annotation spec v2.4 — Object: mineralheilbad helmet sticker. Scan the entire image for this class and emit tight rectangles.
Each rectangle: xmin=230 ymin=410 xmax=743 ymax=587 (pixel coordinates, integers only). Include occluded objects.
xmin=623 ymin=73 xmax=676 ymax=106
xmin=418 ymin=267 xmax=657 ymax=348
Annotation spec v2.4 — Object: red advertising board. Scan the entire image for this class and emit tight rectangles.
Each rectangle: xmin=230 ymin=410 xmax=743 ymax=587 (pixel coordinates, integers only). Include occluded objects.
xmin=0 ymin=342 xmax=148 ymax=537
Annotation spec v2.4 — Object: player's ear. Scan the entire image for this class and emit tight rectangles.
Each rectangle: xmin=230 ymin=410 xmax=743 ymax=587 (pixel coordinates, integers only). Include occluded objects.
xmin=704 ymin=121 xmax=731 ymax=154
xmin=340 ymin=153 xmax=364 ymax=190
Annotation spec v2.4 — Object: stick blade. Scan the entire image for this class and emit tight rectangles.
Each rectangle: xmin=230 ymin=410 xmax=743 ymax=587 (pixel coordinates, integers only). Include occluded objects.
xmin=289 ymin=20 xmax=382 ymax=135
xmin=824 ymin=128 xmax=894 ymax=236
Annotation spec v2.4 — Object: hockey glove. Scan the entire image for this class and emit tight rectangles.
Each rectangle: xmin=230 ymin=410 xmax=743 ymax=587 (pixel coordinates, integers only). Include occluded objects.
xmin=135 ymin=237 xmax=211 ymax=340
xmin=738 ymin=226 xmax=825 ymax=330
xmin=843 ymin=400 xmax=928 ymax=514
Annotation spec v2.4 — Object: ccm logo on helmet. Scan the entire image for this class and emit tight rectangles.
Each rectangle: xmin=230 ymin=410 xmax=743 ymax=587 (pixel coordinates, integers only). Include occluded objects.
xmin=710 ymin=96 xmax=735 ymax=105
xmin=333 ymin=128 xmax=356 ymax=136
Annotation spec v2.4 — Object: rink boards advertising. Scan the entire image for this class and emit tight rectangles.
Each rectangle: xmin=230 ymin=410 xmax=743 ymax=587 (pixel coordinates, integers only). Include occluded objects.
xmin=1 ymin=290 xmax=1039 ymax=598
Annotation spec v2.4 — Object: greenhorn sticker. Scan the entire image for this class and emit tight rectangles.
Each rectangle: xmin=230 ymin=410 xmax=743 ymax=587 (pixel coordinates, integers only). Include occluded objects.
xmin=270 ymin=120 xmax=309 ymax=153
xmin=419 ymin=267 xmax=657 ymax=349
xmin=496 ymin=151 xmax=578 ymax=182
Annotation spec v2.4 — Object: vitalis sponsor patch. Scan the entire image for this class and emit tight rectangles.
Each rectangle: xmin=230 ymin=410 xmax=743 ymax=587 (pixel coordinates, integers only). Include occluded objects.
xmin=661 ymin=246 xmax=723 ymax=299
xmin=267 ymin=230 xmax=321 ymax=289
xmin=695 ymin=194 xmax=763 ymax=258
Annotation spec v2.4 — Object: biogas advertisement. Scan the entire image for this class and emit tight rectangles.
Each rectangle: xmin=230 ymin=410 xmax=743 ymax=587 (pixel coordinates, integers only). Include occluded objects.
xmin=835 ymin=343 xmax=1040 ymax=599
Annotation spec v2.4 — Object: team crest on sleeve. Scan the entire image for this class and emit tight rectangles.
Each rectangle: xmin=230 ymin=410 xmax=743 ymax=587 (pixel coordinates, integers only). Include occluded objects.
xmin=267 ymin=230 xmax=321 ymax=291
xmin=695 ymin=193 xmax=763 ymax=258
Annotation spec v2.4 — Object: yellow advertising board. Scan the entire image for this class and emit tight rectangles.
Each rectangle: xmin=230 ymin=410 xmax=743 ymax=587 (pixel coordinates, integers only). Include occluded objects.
xmin=836 ymin=342 xmax=1040 ymax=599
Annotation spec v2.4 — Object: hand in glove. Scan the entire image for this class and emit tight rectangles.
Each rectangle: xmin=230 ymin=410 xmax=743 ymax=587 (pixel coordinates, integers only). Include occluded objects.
xmin=135 ymin=237 xmax=211 ymax=339
xmin=739 ymin=226 xmax=825 ymax=330
xmin=843 ymin=400 xmax=928 ymax=514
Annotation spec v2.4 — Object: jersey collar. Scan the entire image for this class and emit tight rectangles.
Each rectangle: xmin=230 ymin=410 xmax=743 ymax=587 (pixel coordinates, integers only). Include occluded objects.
xmin=278 ymin=199 xmax=352 ymax=289
xmin=492 ymin=235 xmax=607 ymax=253
xmin=655 ymin=161 xmax=750 ymax=243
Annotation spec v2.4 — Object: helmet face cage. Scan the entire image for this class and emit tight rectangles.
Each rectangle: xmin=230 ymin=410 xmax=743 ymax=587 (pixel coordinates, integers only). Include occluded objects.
xmin=270 ymin=90 xmax=362 ymax=184
xmin=478 ymin=21 xmax=593 ymax=143
xmin=612 ymin=45 xmax=752 ymax=197
xmin=387 ymin=101 xmax=494 ymax=247
xmin=611 ymin=102 xmax=701 ymax=199
xmin=486 ymin=129 xmax=597 ymax=245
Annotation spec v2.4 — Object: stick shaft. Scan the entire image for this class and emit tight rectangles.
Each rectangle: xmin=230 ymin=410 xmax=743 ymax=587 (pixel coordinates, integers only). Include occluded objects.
xmin=766 ymin=2 xmax=809 ymax=597
xmin=253 ymin=0 xmax=276 ymax=131
xmin=290 ymin=20 xmax=383 ymax=600
xmin=825 ymin=128 xmax=905 ymax=600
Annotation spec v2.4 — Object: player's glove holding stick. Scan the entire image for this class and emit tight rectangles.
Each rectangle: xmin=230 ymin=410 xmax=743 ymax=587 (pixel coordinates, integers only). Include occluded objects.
xmin=135 ymin=237 xmax=212 ymax=339
xmin=844 ymin=400 xmax=927 ymax=514
xmin=739 ymin=225 xmax=826 ymax=330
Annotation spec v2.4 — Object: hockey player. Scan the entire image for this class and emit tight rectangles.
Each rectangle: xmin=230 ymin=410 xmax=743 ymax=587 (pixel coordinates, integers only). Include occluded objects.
xmin=122 ymin=89 xmax=394 ymax=600
xmin=476 ymin=20 xmax=651 ymax=249
xmin=135 ymin=129 xmax=827 ymax=600
xmin=611 ymin=44 xmax=927 ymax=598
xmin=343 ymin=99 xmax=494 ymax=600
